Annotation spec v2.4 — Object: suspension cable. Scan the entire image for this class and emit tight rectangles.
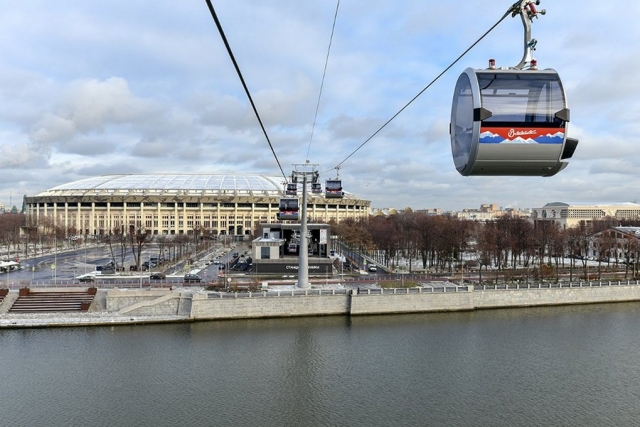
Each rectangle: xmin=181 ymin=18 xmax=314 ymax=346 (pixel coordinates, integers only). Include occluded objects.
xmin=326 ymin=6 xmax=513 ymax=174
xmin=305 ymin=0 xmax=341 ymax=162
xmin=204 ymin=0 xmax=287 ymax=181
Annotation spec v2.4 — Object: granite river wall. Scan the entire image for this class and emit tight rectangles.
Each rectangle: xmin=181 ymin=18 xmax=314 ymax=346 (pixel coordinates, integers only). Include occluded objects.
xmin=4 ymin=280 xmax=640 ymax=327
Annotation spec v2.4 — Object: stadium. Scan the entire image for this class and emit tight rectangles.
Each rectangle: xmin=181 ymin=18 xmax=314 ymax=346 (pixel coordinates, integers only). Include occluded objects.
xmin=23 ymin=174 xmax=370 ymax=238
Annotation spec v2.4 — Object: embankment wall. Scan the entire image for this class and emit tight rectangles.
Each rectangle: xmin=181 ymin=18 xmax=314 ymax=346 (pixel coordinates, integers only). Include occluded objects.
xmin=106 ymin=289 xmax=192 ymax=316
xmin=190 ymin=291 xmax=350 ymax=319
xmin=475 ymin=282 xmax=640 ymax=309
xmin=104 ymin=281 xmax=640 ymax=319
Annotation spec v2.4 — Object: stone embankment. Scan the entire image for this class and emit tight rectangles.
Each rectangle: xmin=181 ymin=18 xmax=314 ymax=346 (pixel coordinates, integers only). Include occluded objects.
xmin=3 ymin=280 xmax=640 ymax=328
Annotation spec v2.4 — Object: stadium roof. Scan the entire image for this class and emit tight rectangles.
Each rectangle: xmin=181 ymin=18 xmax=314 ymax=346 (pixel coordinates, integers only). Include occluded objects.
xmin=33 ymin=173 xmax=361 ymax=199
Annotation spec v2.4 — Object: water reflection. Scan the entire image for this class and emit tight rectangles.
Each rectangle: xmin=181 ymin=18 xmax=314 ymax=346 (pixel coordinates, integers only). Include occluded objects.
xmin=2 ymin=304 xmax=640 ymax=426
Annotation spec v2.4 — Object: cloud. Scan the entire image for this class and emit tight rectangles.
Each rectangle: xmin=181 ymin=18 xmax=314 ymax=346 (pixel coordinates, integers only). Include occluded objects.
xmin=0 ymin=1 xmax=637 ymax=212
xmin=29 ymin=77 xmax=162 ymax=146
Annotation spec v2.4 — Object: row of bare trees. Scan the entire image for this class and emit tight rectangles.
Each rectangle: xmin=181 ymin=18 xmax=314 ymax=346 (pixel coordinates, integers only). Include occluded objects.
xmin=329 ymin=212 xmax=640 ymax=282
xmin=0 ymin=214 xmax=215 ymax=270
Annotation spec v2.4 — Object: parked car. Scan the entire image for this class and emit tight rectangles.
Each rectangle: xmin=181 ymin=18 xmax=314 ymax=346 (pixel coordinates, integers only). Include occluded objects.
xmin=77 ymin=274 xmax=96 ymax=282
xmin=368 ymin=265 xmax=377 ymax=272
xmin=213 ymin=260 xmax=220 ymax=265
xmin=184 ymin=274 xmax=202 ymax=283
xmin=141 ymin=261 xmax=158 ymax=270
xmin=150 ymin=272 xmax=166 ymax=280
xmin=232 ymin=262 xmax=247 ymax=271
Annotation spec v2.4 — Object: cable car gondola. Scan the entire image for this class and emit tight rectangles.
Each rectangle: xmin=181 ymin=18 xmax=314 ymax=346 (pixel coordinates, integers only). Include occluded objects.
xmin=277 ymin=198 xmax=299 ymax=221
xmin=325 ymin=179 xmax=344 ymax=198
xmin=285 ymin=183 xmax=297 ymax=196
xmin=449 ymin=1 xmax=578 ymax=177
xmin=311 ymin=182 xmax=322 ymax=194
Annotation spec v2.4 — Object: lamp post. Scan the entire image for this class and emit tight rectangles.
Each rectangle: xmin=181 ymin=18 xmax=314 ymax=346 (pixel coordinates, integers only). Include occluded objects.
xmin=84 ymin=234 xmax=88 ymax=274
xmin=54 ymin=235 xmax=57 ymax=286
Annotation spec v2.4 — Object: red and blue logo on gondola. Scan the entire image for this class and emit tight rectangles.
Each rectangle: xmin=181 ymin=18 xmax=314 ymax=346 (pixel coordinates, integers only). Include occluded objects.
xmin=479 ymin=127 xmax=565 ymax=144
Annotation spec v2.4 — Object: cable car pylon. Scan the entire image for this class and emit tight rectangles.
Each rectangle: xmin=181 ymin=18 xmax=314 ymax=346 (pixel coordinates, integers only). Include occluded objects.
xmin=289 ymin=162 xmax=320 ymax=289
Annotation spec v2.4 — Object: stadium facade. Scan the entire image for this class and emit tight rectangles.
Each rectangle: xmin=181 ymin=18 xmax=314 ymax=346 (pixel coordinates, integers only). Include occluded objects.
xmin=24 ymin=174 xmax=370 ymax=237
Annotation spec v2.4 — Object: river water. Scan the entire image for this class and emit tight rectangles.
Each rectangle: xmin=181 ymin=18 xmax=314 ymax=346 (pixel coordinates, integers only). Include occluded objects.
xmin=2 ymin=303 xmax=640 ymax=426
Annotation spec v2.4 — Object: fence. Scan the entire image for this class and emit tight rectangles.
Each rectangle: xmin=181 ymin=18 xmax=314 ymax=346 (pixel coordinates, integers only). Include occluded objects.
xmin=477 ymin=280 xmax=640 ymax=291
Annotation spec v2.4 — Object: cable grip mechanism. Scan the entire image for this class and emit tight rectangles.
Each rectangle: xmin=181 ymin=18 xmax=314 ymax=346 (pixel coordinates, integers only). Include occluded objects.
xmin=508 ymin=1 xmax=546 ymax=69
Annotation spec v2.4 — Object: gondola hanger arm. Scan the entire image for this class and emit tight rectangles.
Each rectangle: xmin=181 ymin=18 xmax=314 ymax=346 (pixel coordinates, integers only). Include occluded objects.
xmin=506 ymin=1 xmax=546 ymax=69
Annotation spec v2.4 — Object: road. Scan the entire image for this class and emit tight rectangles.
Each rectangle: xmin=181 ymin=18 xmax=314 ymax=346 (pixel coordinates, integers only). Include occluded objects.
xmin=1 ymin=241 xmax=249 ymax=286
xmin=2 ymin=246 xmax=115 ymax=283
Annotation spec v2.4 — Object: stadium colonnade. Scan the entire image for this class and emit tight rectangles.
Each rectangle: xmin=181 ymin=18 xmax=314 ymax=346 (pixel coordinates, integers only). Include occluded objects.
xmin=24 ymin=174 xmax=371 ymax=238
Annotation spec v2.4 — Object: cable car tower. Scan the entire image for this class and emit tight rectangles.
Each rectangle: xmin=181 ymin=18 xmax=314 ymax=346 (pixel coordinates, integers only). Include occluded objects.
xmin=450 ymin=0 xmax=578 ymax=176
xmin=284 ymin=162 xmax=320 ymax=289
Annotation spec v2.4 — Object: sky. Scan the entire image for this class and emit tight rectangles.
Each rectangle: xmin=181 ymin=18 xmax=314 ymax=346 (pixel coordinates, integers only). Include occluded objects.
xmin=0 ymin=0 xmax=637 ymax=212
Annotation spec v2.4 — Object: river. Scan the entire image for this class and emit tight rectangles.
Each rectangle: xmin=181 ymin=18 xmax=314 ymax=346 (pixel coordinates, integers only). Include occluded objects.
xmin=2 ymin=303 xmax=640 ymax=426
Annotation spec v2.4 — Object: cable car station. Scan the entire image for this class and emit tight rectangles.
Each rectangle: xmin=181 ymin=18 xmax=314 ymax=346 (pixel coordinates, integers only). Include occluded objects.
xmin=251 ymin=223 xmax=333 ymax=275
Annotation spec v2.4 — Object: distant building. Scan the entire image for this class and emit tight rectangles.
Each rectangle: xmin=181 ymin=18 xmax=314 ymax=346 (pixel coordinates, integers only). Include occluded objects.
xmin=371 ymin=207 xmax=442 ymax=217
xmin=371 ymin=204 xmax=528 ymax=221
xmin=532 ymin=202 xmax=640 ymax=229
xmin=415 ymin=208 xmax=443 ymax=216
xmin=587 ymin=227 xmax=640 ymax=261
xmin=454 ymin=204 xmax=528 ymax=222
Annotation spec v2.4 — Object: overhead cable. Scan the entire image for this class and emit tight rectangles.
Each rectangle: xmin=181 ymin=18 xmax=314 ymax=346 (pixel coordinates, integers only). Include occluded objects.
xmin=204 ymin=0 xmax=287 ymax=181
xmin=327 ymin=6 xmax=513 ymax=173
xmin=305 ymin=0 xmax=341 ymax=162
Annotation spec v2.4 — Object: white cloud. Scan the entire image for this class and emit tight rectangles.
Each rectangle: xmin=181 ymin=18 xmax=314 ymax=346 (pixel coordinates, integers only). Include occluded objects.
xmin=0 ymin=0 xmax=637 ymax=211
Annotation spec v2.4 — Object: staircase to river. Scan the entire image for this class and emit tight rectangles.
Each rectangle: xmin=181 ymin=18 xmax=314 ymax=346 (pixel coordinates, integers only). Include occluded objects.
xmin=9 ymin=288 xmax=97 ymax=313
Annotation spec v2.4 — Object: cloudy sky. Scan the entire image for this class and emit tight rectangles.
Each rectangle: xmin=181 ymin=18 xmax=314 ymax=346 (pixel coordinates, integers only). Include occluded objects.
xmin=0 ymin=1 xmax=636 ymax=212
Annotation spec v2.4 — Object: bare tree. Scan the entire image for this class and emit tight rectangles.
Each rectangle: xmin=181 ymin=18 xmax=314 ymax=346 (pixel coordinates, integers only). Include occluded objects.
xmin=130 ymin=227 xmax=152 ymax=271
xmin=0 ymin=213 xmax=26 ymax=259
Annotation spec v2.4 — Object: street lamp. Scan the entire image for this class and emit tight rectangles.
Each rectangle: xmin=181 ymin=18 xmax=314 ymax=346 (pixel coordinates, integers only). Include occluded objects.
xmin=54 ymin=235 xmax=57 ymax=286
xmin=84 ymin=235 xmax=88 ymax=274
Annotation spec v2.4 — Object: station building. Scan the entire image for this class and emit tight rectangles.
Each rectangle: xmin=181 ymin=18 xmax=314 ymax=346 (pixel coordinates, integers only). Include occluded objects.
xmin=24 ymin=174 xmax=370 ymax=237
xmin=250 ymin=223 xmax=334 ymax=275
